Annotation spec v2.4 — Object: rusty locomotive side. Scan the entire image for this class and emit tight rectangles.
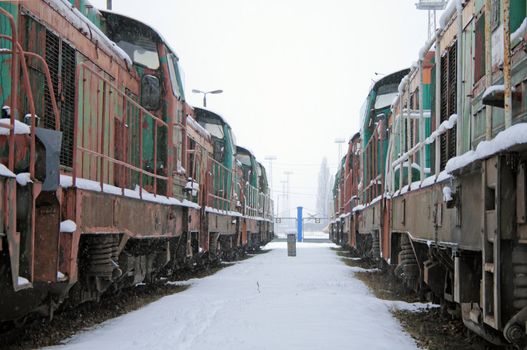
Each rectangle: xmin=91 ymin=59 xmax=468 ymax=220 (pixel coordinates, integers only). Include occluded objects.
xmin=0 ymin=0 xmax=273 ymax=323
xmin=331 ymin=0 xmax=527 ymax=346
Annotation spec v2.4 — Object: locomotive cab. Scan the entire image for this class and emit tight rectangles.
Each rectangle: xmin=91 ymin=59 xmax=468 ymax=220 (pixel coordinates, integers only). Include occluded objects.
xmin=235 ymin=146 xmax=258 ymax=187
xmin=194 ymin=107 xmax=236 ymax=211
xmin=101 ymin=10 xmax=187 ymax=196
xmin=194 ymin=108 xmax=236 ymax=169
xmin=360 ymin=68 xmax=410 ymax=202
xmin=256 ymin=162 xmax=269 ymax=196
xmin=235 ymin=146 xmax=258 ymax=218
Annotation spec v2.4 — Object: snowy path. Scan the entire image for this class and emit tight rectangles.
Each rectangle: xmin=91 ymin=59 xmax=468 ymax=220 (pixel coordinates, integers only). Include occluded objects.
xmin=46 ymin=242 xmax=423 ymax=350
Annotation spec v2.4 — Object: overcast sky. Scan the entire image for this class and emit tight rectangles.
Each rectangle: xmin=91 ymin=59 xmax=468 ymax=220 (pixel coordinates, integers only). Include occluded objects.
xmin=91 ymin=0 xmax=436 ymax=217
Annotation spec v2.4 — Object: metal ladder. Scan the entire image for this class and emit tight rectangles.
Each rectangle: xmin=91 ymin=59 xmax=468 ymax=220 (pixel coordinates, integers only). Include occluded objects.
xmin=482 ymin=155 xmax=516 ymax=330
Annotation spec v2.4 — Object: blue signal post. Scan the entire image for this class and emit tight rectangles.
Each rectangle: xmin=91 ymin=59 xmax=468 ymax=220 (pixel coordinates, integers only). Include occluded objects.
xmin=297 ymin=206 xmax=303 ymax=242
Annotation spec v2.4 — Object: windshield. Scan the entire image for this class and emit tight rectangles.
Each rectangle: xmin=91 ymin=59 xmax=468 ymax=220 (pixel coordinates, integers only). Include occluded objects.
xmin=202 ymin=122 xmax=224 ymax=139
xmin=167 ymin=54 xmax=184 ymax=98
xmin=374 ymin=92 xmax=398 ymax=109
xmin=374 ymin=83 xmax=399 ymax=109
xmin=116 ymin=38 xmax=159 ymax=70
xmin=103 ymin=13 xmax=160 ymax=70
xmin=236 ymin=153 xmax=251 ymax=166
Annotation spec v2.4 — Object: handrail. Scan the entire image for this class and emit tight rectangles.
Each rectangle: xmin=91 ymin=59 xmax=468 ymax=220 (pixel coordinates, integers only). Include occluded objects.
xmin=362 ymin=124 xmax=384 ymax=202
xmin=0 ymin=7 xmax=17 ymax=172
xmin=73 ymin=62 xmax=170 ymax=198
xmin=207 ymin=155 xmax=233 ymax=211
xmin=0 ymin=35 xmax=60 ymax=130
xmin=76 ymin=62 xmax=168 ymax=127
xmin=0 ymin=24 xmax=60 ymax=182
xmin=244 ymin=182 xmax=259 ymax=217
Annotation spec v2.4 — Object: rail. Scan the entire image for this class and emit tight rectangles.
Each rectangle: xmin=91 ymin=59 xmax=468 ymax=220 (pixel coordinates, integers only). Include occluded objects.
xmin=72 ymin=62 xmax=170 ymax=198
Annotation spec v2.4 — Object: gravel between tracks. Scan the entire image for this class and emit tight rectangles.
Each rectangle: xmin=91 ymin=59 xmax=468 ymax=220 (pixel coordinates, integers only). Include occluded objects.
xmin=0 ymin=261 xmax=241 ymax=350
xmin=334 ymin=247 xmax=500 ymax=350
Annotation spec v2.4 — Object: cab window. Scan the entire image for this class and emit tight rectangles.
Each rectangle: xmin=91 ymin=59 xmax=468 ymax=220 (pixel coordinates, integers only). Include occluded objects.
xmin=167 ymin=54 xmax=185 ymax=99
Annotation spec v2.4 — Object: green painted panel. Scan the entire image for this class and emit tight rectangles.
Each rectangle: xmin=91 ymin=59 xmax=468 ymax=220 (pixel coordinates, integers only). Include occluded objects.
xmin=0 ymin=3 xmax=17 ymax=110
xmin=475 ymin=0 xmax=485 ymax=12
xmin=510 ymin=0 xmax=527 ymax=32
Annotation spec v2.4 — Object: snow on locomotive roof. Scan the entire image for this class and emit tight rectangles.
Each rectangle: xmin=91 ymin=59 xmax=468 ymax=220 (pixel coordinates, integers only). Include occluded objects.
xmin=186 ymin=115 xmax=211 ymax=140
xmin=99 ymin=9 xmax=180 ymax=60
xmin=372 ymin=68 xmax=410 ymax=92
xmin=439 ymin=0 xmax=461 ymax=30
xmin=236 ymin=145 xmax=256 ymax=159
xmin=50 ymin=0 xmax=133 ymax=67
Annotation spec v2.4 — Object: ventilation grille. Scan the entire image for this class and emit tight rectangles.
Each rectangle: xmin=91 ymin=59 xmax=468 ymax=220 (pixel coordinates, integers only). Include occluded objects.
xmin=44 ymin=30 xmax=76 ymax=168
xmin=43 ymin=30 xmax=59 ymax=130
xmin=60 ymin=41 xmax=76 ymax=168
xmin=439 ymin=41 xmax=457 ymax=171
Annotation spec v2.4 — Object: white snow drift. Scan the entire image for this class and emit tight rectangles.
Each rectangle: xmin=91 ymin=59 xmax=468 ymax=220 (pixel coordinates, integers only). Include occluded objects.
xmin=45 ymin=242 xmax=428 ymax=350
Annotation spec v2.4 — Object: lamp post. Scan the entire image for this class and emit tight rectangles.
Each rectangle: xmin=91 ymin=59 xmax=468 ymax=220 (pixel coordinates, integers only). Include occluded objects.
xmin=191 ymin=89 xmax=223 ymax=108
xmin=284 ymin=171 xmax=293 ymax=219
xmin=415 ymin=0 xmax=446 ymax=39
xmin=264 ymin=155 xmax=277 ymax=194
xmin=334 ymin=138 xmax=346 ymax=164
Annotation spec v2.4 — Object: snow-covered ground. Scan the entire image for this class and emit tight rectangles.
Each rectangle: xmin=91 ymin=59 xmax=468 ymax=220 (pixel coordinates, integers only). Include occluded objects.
xmin=46 ymin=242 xmax=428 ymax=350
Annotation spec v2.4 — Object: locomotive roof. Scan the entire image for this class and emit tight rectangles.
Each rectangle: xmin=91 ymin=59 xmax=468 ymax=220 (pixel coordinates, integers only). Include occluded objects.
xmin=371 ymin=68 xmax=410 ymax=93
xmin=236 ymin=145 xmax=255 ymax=158
xmin=48 ymin=0 xmax=133 ymax=68
xmin=100 ymin=10 xmax=180 ymax=60
xmin=350 ymin=131 xmax=360 ymax=143
xmin=193 ymin=107 xmax=232 ymax=129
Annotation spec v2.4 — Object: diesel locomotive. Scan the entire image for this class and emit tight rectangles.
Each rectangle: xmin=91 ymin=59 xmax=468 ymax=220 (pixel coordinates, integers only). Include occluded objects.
xmin=331 ymin=0 xmax=527 ymax=346
xmin=0 ymin=0 xmax=273 ymax=323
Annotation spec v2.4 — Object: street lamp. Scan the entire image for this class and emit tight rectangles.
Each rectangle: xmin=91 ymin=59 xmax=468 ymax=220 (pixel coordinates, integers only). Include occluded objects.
xmin=334 ymin=138 xmax=346 ymax=163
xmin=415 ymin=0 xmax=446 ymax=39
xmin=264 ymin=155 xmax=277 ymax=194
xmin=192 ymin=89 xmax=223 ymax=108
xmin=284 ymin=171 xmax=293 ymax=219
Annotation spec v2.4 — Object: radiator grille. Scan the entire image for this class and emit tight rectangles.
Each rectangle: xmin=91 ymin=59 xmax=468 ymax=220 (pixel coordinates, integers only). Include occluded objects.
xmin=44 ymin=30 xmax=76 ymax=167
xmin=43 ymin=30 xmax=59 ymax=130
xmin=60 ymin=42 xmax=76 ymax=168
xmin=448 ymin=43 xmax=457 ymax=162
xmin=439 ymin=41 xmax=457 ymax=171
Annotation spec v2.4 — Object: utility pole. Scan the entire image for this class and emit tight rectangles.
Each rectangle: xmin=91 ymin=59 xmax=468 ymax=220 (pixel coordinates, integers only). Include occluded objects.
xmin=280 ymin=180 xmax=287 ymax=217
xmin=264 ymin=155 xmax=277 ymax=195
xmin=284 ymin=171 xmax=293 ymax=219
xmin=106 ymin=0 xmax=112 ymax=10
